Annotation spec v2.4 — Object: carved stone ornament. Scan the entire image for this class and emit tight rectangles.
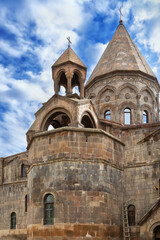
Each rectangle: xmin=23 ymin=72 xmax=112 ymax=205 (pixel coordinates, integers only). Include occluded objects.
xmin=125 ymin=93 xmax=131 ymax=99
xmin=105 ymin=95 xmax=110 ymax=102
xmin=144 ymin=96 xmax=148 ymax=102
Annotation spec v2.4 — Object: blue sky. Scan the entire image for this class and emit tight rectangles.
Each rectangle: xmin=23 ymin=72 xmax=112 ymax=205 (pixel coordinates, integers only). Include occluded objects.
xmin=0 ymin=0 xmax=160 ymax=157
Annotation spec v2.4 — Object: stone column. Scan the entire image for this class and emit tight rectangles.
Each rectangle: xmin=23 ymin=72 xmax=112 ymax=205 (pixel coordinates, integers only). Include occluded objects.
xmin=79 ymin=80 xmax=84 ymax=98
xmin=54 ymin=80 xmax=59 ymax=95
xmin=65 ymin=72 xmax=73 ymax=95
xmin=115 ymin=94 xmax=119 ymax=122
xmin=136 ymin=94 xmax=141 ymax=124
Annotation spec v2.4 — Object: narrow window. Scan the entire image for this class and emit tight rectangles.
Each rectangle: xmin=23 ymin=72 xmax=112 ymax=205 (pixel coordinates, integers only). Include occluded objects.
xmin=124 ymin=108 xmax=131 ymax=124
xmin=25 ymin=195 xmax=28 ymax=212
xmin=128 ymin=205 xmax=135 ymax=226
xmin=21 ymin=164 xmax=26 ymax=178
xmin=11 ymin=212 xmax=16 ymax=229
xmin=143 ymin=110 xmax=148 ymax=123
xmin=104 ymin=110 xmax=111 ymax=120
xmin=44 ymin=194 xmax=54 ymax=225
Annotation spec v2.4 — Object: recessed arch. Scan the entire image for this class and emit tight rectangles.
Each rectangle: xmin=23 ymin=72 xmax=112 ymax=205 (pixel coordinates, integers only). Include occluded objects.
xmin=128 ymin=204 xmax=135 ymax=226
xmin=40 ymin=108 xmax=72 ymax=131
xmin=150 ymin=222 xmax=160 ymax=233
xmin=81 ymin=111 xmax=96 ymax=128
xmin=11 ymin=212 xmax=16 ymax=229
xmin=43 ymin=193 xmax=54 ymax=225
xmin=21 ymin=164 xmax=26 ymax=178
xmin=117 ymin=83 xmax=139 ymax=96
xmin=140 ymin=104 xmax=153 ymax=123
xmin=149 ymin=222 xmax=160 ymax=240
xmin=100 ymin=104 xmax=115 ymax=115
xmin=118 ymin=101 xmax=136 ymax=111
xmin=18 ymin=160 xmax=28 ymax=179
xmin=96 ymin=85 xmax=116 ymax=101
xmin=154 ymin=225 xmax=160 ymax=240
xmin=140 ymin=86 xmax=155 ymax=101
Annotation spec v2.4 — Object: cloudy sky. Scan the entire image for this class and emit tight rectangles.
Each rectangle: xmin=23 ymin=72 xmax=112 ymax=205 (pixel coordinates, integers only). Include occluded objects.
xmin=0 ymin=0 xmax=160 ymax=157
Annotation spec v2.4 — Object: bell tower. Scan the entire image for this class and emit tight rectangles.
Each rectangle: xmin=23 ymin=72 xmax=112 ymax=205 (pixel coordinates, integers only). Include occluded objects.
xmin=52 ymin=42 xmax=87 ymax=98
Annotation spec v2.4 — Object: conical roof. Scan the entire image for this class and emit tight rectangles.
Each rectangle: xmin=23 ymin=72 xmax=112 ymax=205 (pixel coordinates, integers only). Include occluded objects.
xmin=87 ymin=21 xmax=156 ymax=85
xmin=52 ymin=47 xmax=86 ymax=69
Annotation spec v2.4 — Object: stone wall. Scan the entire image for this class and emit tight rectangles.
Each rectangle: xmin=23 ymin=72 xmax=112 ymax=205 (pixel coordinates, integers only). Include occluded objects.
xmin=0 ymin=182 xmax=27 ymax=239
xmin=27 ymin=160 xmax=123 ymax=239
xmin=85 ymin=73 xmax=159 ymax=124
xmin=28 ymin=128 xmax=124 ymax=168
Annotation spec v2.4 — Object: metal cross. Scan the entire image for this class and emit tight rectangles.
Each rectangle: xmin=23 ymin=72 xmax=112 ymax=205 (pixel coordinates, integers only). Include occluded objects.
xmin=119 ymin=7 xmax=123 ymax=21
xmin=67 ymin=37 xmax=72 ymax=48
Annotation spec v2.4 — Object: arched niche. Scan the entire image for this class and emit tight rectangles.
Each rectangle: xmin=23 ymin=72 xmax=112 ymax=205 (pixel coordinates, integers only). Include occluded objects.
xmin=140 ymin=104 xmax=153 ymax=123
xmin=154 ymin=225 xmax=160 ymax=240
xmin=117 ymin=83 xmax=138 ymax=97
xmin=96 ymin=85 xmax=116 ymax=104
xmin=81 ymin=112 xmax=96 ymax=128
xmin=99 ymin=104 xmax=115 ymax=120
xmin=149 ymin=222 xmax=160 ymax=240
xmin=118 ymin=83 xmax=138 ymax=101
xmin=118 ymin=101 xmax=136 ymax=124
xmin=140 ymin=87 xmax=155 ymax=105
xmin=41 ymin=109 xmax=72 ymax=131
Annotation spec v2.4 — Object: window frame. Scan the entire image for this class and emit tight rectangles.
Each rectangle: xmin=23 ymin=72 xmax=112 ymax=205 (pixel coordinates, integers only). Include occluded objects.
xmin=25 ymin=195 xmax=28 ymax=212
xmin=44 ymin=194 xmax=54 ymax=225
xmin=104 ymin=110 xmax=111 ymax=120
xmin=124 ymin=108 xmax=131 ymax=125
xmin=143 ymin=110 xmax=148 ymax=123
xmin=21 ymin=164 xmax=26 ymax=178
xmin=11 ymin=212 xmax=16 ymax=229
xmin=128 ymin=205 xmax=135 ymax=226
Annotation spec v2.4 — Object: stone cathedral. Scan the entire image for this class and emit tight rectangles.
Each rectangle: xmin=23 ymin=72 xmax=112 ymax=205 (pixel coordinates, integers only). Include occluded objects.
xmin=0 ymin=20 xmax=160 ymax=240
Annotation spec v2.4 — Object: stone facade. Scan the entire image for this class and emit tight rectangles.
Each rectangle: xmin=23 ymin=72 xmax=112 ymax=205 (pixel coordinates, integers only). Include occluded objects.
xmin=0 ymin=21 xmax=160 ymax=240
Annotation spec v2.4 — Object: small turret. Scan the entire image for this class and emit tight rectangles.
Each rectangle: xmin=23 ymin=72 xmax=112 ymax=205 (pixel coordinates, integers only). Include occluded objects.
xmin=52 ymin=41 xmax=87 ymax=98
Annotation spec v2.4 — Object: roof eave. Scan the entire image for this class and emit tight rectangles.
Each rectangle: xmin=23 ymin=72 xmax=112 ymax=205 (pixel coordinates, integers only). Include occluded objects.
xmin=85 ymin=70 xmax=159 ymax=90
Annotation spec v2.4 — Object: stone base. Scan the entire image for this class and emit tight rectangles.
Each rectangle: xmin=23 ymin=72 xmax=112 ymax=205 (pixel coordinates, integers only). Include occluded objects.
xmin=27 ymin=223 xmax=122 ymax=240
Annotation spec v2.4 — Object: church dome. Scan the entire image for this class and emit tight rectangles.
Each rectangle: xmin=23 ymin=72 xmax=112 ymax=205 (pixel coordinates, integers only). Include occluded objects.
xmin=86 ymin=21 xmax=156 ymax=86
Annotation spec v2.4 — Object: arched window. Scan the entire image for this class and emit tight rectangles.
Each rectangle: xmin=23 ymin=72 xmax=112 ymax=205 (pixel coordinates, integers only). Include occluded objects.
xmin=21 ymin=164 xmax=26 ymax=178
xmin=143 ymin=110 xmax=148 ymax=123
xmin=154 ymin=225 xmax=160 ymax=240
xmin=44 ymin=194 xmax=54 ymax=225
xmin=104 ymin=110 xmax=111 ymax=120
xmin=11 ymin=212 xmax=16 ymax=229
xmin=124 ymin=108 xmax=131 ymax=125
xmin=128 ymin=205 xmax=135 ymax=226
xmin=25 ymin=195 xmax=28 ymax=212
xmin=81 ymin=113 xmax=95 ymax=128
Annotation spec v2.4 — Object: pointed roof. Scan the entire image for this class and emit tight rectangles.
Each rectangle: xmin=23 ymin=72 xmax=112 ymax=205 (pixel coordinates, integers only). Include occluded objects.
xmin=86 ymin=21 xmax=156 ymax=85
xmin=52 ymin=47 xmax=86 ymax=69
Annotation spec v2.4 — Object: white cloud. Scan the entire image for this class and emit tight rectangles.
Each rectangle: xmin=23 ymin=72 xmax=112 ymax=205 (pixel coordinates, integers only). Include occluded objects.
xmin=0 ymin=40 xmax=24 ymax=57
xmin=149 ymin=24 xmax=160 ymax=54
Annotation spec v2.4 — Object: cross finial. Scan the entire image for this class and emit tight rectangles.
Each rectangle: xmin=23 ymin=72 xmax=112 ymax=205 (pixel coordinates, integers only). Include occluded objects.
xmin=67 ymin=37 xmax=72 ymax=48
xmin=119 ymin=7 xmax=123 ymax=23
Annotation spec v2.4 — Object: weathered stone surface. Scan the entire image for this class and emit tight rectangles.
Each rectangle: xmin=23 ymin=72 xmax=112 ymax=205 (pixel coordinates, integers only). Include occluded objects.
xmin=0 ymin=21 xmax=160 ymax=240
